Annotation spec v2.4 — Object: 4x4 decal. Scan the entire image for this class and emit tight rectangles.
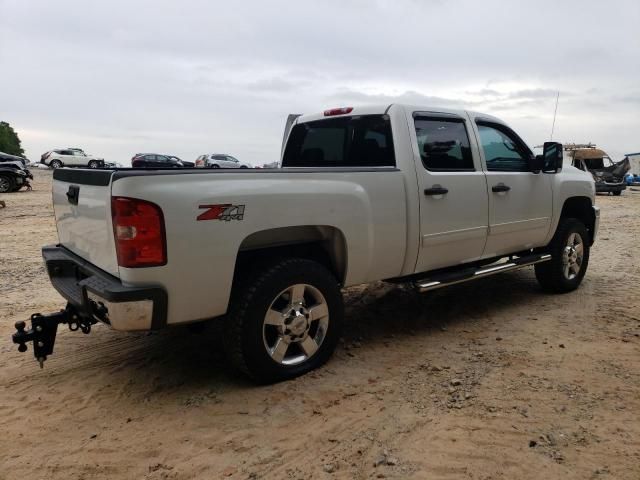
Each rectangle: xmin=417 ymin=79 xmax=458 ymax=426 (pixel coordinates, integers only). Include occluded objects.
xmin=197 ymin=204 xmax=245 ymax=221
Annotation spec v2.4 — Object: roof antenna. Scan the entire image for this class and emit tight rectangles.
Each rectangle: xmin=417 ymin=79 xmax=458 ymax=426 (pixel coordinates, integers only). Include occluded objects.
xmin=550 ymin=91 xmax=560 ymax=140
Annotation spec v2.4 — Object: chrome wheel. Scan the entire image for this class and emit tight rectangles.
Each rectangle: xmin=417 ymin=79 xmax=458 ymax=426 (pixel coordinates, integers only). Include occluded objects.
xmin=262 ymin=283 xmax=329 ymax=366
xmin=562 ymin=232 xmax=584 ymax=280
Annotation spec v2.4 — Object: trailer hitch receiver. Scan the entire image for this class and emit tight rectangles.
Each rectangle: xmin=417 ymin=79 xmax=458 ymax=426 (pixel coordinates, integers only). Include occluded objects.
xmin=12 ymin=305 xmax=96 ymax=368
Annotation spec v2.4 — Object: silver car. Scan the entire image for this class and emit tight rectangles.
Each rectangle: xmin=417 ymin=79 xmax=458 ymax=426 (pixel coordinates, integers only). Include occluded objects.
xmin=195 ymin=154 xmax=251 ymax=169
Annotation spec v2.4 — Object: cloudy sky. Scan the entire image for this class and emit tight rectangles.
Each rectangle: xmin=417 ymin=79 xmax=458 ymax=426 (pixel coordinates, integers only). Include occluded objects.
xmin=1 ymin=0 xmax=638 ymax=165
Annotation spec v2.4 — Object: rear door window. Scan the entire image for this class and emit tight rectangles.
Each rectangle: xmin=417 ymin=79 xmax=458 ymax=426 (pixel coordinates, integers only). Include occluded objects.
xmin=414 ymin=118 xmax=474 ymax=171
xmin=282 ymin=114 xmax=395 ymax=167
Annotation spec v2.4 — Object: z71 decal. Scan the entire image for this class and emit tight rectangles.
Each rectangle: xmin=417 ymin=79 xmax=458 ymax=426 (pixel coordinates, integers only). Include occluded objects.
xmin=197 ymin=204 xmax=245 ymax=221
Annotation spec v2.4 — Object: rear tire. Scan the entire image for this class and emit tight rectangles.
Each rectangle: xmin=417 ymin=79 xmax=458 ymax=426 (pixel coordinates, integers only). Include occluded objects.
xmin=88 ymin=160 xmax=100 ymax=169
xmin=50 ymin=159 xmax=63 ymax=169
xmin=224 ymin=258 xmax=343 ymax=383
xmin=535 ymin=218 xmax=590 ymax=293
xmin=210 ymin=164 xmax=220 ymax=169
xmin=0 ymin=175 xmax=15 ymax=193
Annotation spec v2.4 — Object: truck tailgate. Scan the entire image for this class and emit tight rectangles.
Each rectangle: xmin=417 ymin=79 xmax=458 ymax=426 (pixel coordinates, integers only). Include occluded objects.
xmin=52 ymin=169 xmax=119 ymax=276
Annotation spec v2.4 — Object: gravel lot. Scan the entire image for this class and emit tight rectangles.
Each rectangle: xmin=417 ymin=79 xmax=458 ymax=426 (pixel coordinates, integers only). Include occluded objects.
xmin=1 ymin=169 xmax=639 ymax=479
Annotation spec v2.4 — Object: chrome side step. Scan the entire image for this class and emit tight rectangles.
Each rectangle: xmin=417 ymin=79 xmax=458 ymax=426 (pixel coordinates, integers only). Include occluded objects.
xmin=414 ymin=253 xmax=551 ymax=293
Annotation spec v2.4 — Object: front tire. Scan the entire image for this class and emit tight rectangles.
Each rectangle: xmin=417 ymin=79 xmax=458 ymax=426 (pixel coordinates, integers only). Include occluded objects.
xmin=535 ymin=218 xmax=590 ymax=293
xmin=224 ymin=258 xmax=343 ymax=383
xmin=88 ymin=160 xmax=100 ymax=169
xmin=50 ymin=159 xmax=63 ymax=169
xmin=613 ymin=190 xmax=622 ymax=196
xmin=0 ymin=175 xmax=15 ymax=193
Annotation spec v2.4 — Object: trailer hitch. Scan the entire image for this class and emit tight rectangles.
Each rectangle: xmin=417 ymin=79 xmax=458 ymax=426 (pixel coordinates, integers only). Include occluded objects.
xmin=12 ymin=305 xmax=96 ymax=368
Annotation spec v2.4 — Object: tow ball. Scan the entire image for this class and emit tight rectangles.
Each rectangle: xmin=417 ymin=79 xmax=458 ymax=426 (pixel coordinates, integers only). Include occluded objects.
xmin=12 ymin=305 xmax=97 ymax=368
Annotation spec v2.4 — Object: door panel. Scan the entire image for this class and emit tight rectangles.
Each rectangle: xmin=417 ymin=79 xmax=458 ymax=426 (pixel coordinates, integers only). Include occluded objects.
xmin=409 ymin=113 xmax=489 ymax=273
xmin=65 ymin=151 xmax=79 ymax=166
xmin=483 ymin=171 xmax=552 ymax=256
xmin=471 ymin=120 xmax=553 ymax=257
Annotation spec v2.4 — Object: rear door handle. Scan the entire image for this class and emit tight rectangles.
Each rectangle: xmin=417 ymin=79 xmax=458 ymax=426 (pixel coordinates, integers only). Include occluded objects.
xmin=491 ymin=184 xmax=511 ymax=193
xmin=424 ymin=186 xmax=449 ymax=195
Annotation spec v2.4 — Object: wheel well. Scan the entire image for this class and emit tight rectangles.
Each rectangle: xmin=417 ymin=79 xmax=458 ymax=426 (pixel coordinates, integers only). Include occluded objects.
xmin=560 ymin=197 xmax=595 ymax=244
xmin=234 ymin=226 xmax=347 ymax=285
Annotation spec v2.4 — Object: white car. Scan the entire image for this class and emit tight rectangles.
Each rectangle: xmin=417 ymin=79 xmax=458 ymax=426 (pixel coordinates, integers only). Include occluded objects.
xmin=14 ymin=104 xmax=598 ymax=383
xmin=195 ymin=154 xmax=251 ymax=169
xmin=41 ymin=148 xmax=104 ymax=169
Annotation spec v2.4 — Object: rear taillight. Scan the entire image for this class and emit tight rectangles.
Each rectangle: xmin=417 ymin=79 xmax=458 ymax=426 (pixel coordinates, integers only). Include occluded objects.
xmin=111 ymin=197 xmax=166 ymax=268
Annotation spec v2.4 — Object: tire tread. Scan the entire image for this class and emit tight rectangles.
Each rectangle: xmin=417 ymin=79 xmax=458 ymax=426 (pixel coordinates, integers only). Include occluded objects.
xmin=223 ymin=257 xmax=341 ymax=382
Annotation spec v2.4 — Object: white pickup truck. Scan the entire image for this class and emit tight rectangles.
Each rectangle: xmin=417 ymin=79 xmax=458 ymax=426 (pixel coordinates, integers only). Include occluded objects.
xmin=12 ymin=104 xmax=599 ymax=383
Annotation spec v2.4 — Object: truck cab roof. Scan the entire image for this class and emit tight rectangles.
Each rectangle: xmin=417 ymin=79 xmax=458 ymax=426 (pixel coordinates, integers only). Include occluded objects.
xmin=295 ymin=104 xmax=506 ymax=126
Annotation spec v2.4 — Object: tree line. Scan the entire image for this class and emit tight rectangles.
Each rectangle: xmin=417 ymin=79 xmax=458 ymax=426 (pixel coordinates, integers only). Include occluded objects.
xmin=0 ymin=122 xmax=25 ymax=157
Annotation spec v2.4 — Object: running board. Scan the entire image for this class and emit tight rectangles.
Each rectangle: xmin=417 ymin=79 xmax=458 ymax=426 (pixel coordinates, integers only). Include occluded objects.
xmin=414 ymin=253 xmax=551 ymax=293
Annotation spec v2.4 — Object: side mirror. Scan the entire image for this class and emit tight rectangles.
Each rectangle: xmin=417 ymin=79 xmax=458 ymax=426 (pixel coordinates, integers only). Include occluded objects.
xmin=542 ymin=142 xmax=563 ymax=173
xmin=529 ymin=155 xmax=544 ymax=173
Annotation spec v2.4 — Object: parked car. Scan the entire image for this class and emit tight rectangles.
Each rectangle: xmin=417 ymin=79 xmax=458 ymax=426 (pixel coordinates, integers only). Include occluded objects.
xmin=131 ymin=154 xmax=184 ymax=168
xmin=195 ymin=154 xmax=251 ymax=168
xmin=0 ymin=151 xmax=29 ymax=167
xmin=170 ymin=156 xmax=194 ymax=168
xmin=12 ymin=104 xmax=598 ymax=384
xmin=41 ymin=149 xmax=104 ymax=169
xmin=0 ymin=155 xmax=33 ymax=192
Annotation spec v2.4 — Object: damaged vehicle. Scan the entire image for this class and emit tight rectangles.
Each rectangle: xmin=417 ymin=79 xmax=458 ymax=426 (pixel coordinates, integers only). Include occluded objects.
xmin=0 ymin=152 xmax=33 ymax=193
xmin=565 ymin=144 xmax=630 ymax=196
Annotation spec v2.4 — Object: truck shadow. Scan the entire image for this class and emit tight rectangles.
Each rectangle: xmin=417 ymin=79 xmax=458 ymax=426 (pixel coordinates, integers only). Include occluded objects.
xmin=35 ymin=268 xmax=559 ymax=395
xmin=341 ymin=269 xmax=546 ymax=346
xmin=52 ymin=272 xmax=545 ymax=393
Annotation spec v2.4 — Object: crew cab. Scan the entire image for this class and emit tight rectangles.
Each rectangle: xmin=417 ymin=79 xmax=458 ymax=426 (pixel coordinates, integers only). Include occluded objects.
xmin=12 ymin=104 xmax=599 ymax=383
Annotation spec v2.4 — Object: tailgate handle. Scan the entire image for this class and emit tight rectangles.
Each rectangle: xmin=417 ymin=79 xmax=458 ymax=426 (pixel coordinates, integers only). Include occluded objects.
xmin=66 ymin=185 xmax=80 ymax=205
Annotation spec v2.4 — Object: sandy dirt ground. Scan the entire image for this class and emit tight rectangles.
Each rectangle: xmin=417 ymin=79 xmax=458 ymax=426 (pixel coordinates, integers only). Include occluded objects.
xmin=1 ymin=169 xmax=639 ymax=480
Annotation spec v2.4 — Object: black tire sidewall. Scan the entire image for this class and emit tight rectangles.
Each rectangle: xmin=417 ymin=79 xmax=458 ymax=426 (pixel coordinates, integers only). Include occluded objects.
xmin=0 ymin=175 xmax=15 ymax=193
xmin=539 ymin=218 xmax=590 ymax=292
xmin=50 ymin=160 xmax=62 ymax=169
xmin=229 ymin=259 xmax=343 ymax=382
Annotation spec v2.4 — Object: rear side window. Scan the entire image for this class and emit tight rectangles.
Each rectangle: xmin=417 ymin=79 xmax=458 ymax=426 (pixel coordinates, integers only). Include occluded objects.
xmin=414 ymin=118 xmax=474 ymax=171
xmin=282 ymin=115 xmax=395 ymax=167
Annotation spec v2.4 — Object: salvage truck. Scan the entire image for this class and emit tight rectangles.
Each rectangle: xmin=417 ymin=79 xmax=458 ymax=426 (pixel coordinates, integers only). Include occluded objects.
xmin=12 ymin=105 xmax=599 ymax=383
